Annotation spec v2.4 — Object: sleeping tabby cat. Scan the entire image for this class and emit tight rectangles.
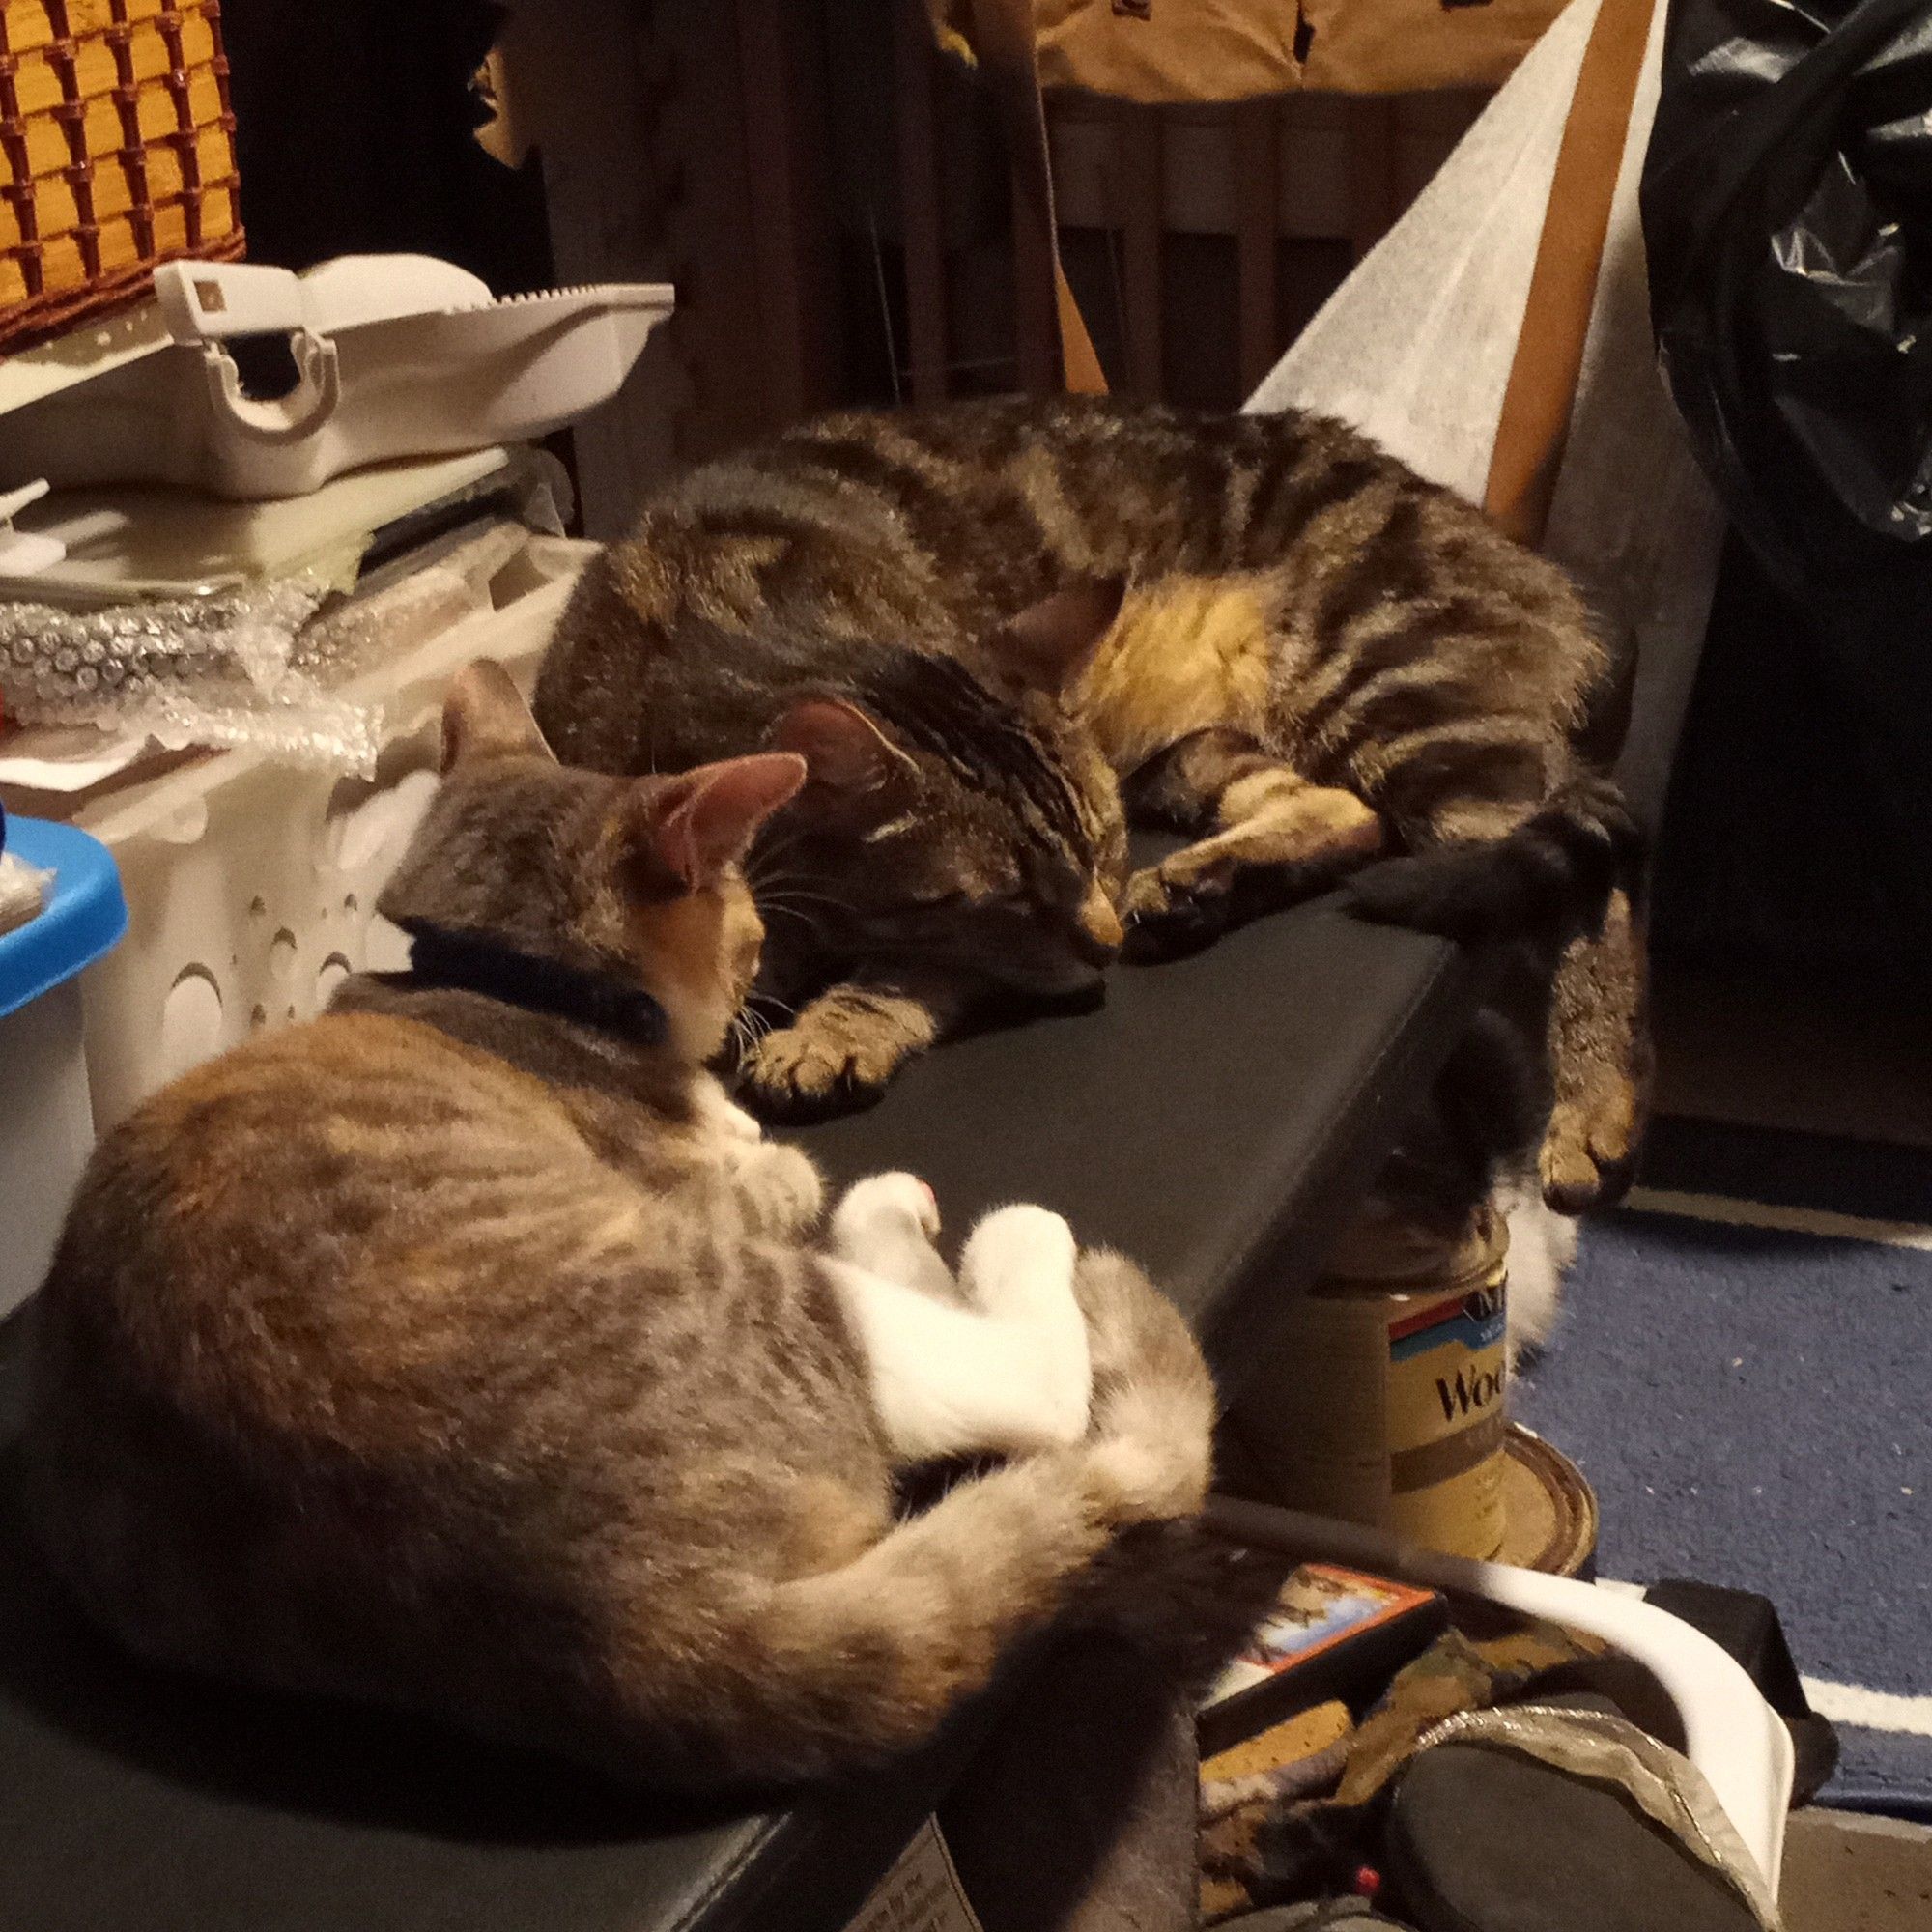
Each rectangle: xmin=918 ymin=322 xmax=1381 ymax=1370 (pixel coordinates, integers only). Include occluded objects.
xmin=22 ymin=662 xmax=1214 ymax=1789
xmin=536 ymin=396 xmax=1648 ymax=1216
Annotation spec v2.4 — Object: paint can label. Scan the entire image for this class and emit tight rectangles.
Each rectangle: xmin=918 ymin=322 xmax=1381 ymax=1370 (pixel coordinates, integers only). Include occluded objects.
xmin=1384 ymin=1276 xmax=1509 ymax=1558
xmin=1242 ymin=1209 xmax=1512 ymax=1559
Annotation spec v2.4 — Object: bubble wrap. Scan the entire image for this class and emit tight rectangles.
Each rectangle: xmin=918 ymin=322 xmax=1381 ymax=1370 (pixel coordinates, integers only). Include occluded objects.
xmin=0 ymin=576 xmax=384 ymax=776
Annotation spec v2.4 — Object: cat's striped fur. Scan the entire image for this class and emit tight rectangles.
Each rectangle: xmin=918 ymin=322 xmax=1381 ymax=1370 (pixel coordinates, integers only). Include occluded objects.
xmin=538 ymin=397 xmax=1648 ymax=1213
xmin=22 ymin=664 xmax=1217 ymax=1790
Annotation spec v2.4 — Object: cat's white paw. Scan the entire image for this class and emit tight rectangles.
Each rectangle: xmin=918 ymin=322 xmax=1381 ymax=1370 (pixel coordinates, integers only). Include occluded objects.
xmin=959 ymin=1205 xmax=1091 ymax=1442
xmin=957 ymin=1205 xmax=1075 ymax=1319
xmin=829 ymin=1173 xmax=952 ymax=1300
xmin=831 ymin=1172 xmax=941 ymax=1251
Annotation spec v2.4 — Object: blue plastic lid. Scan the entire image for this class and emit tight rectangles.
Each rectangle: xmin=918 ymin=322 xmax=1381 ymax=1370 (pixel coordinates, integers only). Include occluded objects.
xmin=0 ymin=816 xmax=128 ymax=1019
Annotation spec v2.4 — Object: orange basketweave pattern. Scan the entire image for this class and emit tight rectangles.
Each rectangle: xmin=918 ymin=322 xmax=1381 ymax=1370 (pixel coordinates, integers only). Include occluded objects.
xmin=0 ymin=0 xmax=242 ymax=351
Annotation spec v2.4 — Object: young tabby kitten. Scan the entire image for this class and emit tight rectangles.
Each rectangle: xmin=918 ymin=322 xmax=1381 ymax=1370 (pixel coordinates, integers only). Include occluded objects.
xmin=23 ymin=662 xmax=1213 ymax=1790
xmin=537 ymin=395 xmax=1646 ymax=1213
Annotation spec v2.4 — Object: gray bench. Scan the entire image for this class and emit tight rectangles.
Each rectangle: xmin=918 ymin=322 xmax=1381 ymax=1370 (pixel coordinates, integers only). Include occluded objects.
xmin=0 ymin=896 xmax=1471 ymax=1932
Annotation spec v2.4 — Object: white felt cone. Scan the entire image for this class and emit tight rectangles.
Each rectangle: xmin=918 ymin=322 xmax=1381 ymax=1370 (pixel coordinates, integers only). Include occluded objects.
xmin=1246 ymin=0 xmax=1723 ymax=828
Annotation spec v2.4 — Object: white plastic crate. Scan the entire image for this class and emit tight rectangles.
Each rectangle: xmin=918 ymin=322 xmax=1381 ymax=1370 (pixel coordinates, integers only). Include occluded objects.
xmin=74 ymin=535 xmax=597 ymax=1133
xmin=0 ymin=818 xmax=128 ymax=1318
xmin=0 ymin=978 xmax=95 ymax=1320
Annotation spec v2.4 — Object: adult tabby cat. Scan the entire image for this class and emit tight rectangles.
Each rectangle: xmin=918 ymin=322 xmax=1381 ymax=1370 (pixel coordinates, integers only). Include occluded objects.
xmin=22 ymin=663 xmax=1214 ymax=1790
xmin=536 ymin=396 xmax=1647 ymax=1216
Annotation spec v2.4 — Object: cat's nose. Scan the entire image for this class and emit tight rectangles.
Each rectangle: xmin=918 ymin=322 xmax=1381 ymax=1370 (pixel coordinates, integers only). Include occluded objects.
xmin=1072 ymin=885 xmax=1123 ymax=964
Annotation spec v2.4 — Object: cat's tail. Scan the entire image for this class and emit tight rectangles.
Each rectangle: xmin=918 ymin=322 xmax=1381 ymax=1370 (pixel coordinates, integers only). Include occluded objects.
xmin=1343 ymin=770 xmax=1641 ymax=943
xmin=675 ymin=1251 xmax=1216 ymax=1786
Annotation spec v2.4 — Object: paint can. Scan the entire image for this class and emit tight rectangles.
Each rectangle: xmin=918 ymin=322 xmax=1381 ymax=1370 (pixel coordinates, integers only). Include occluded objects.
xmin=1496 ymin=1425 xmax=1600 ymax=1577
xmin=1256 ymin=1205 xmax=1512 ymax=1559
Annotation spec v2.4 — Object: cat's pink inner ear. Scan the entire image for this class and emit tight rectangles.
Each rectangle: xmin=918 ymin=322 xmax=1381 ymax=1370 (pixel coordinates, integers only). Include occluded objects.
xmin=440 ymin=659 xmax=553 ymax=771
xmin=649 ymin=753 xmax=808 ymax=888
xmin=770 ymin=698 xmax=911 ymax=801
xmin=987 ymin=578 xmax=1125 ymax=694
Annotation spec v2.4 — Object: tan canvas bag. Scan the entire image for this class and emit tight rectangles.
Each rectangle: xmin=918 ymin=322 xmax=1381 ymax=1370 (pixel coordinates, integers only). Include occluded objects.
xmin=930 ymin=0 xmax=1574 ymax=104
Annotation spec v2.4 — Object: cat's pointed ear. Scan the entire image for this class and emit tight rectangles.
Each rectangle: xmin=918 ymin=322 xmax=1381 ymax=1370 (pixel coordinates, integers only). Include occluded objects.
xmin=769 ymin=698 xmax=916 ymax=824
xmin=633 ymin=753 xmax=808 ymax=890
xmin=440 ymin=659 xmax=553 ymax=770
xmin=981 ymin=578 xmax=1124 ymax=696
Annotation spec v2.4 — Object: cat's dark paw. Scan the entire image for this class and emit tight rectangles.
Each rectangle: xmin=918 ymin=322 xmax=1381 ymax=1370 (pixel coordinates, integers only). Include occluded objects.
xmin=1120 ymin=863 xmax=1233 ymax=961
xmin=738 ymin=1020 xmax=907 ymax=1121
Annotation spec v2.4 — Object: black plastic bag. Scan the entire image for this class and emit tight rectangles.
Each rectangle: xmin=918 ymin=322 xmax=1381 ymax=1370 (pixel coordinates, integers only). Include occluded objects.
xmin=1642 ymin=0 xmax=1932 ymax=961
xmin=1644 ymin=0 xmax=1931 ymax=602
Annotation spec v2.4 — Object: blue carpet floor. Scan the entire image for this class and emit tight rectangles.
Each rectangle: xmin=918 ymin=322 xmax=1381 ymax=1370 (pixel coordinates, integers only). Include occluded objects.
xmin=1515 ymin=1121 xmax=1932 ymax=1815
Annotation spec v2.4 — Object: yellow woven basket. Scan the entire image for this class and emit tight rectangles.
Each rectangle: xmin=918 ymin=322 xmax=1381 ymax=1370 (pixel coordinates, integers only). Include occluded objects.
xmin=0 ymin=0 xmax=242 ymax=352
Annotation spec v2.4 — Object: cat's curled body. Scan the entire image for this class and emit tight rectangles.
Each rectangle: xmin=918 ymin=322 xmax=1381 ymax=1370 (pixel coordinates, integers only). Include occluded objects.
xmin=538 ymin=395 xmax=1648 ymax=1213
xmin=22 ymin=663 xmax=1214 ymax=1790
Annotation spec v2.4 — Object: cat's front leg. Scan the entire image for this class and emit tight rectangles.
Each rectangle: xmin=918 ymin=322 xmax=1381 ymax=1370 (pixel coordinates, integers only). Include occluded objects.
xmin=1538 ymin=885 xmax=1650 ymax=1212
xmin=822 ymin=1203 xmax=1093 ymax=1463
xmin=727 ymin=1139 xmax=826 ymax=1237
xmin=684 ymin=1071 xmax=823 ymax=1232
xmin=1121 ymin=729 xmax=1383 ymax=956
xmin=738 ymin=971 xmax=961 ymax=1120
xmin=691 ymin=1073 xmax=765 ymax=1145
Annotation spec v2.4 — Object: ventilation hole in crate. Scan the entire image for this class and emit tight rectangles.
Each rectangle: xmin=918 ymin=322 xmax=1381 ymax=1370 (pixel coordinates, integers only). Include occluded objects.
xmin=154 ymin=799 xmax=210 ymax=846
xmin=317 ymin=952 xmax=352 ymax=1006
xmin=247 ymin=895 xmax=268 ymax=919
xmin=249 ymin=1004 xmax=269 ymax=1030
xmin=270 ymin=928 xmax=298 ymax=984
xmin=160 ymin=966 xmax=224 ymax=1081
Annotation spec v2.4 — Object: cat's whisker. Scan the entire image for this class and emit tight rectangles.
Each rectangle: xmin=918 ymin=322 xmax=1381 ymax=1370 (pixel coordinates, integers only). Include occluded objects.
xmin=752 ymin=880 xmax=849 ymax=915
xmin=753 ymin=889 xmax=849 ymax=928
xmin=748 ymin=867 xmax=844 ymax=904
xmin=760 ymin=907 xmax=835 ymax=948
xmin=749 ymin=825 xmax=809 ymax=876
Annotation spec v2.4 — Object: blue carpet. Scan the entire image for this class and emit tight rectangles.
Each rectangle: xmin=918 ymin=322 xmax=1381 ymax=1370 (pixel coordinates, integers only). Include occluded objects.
xmin=1515 ymin=1122 xmax=1932 ymax=1814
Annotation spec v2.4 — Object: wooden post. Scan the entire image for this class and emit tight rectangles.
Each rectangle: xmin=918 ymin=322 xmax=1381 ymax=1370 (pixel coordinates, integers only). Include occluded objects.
xmin=966 ymin=0 xmax=1106 ymax=393
xmin=1010 ymin=141 xmax=1063 ymax=394
xmin=1234 ymin=99 xmax=1281 ymax=395
xmin=1346 ymin=98 xmax=1402 ymax=264
xmin=1484 ymin=0 xmax=1660 ymax=547
xmin=1117 ymin=105 xmax=1164 ymax=400
xmin=733 ymin=0 xmax=838 ymax=424
xmin=893 ymin=0 xmax=950 ymax=404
